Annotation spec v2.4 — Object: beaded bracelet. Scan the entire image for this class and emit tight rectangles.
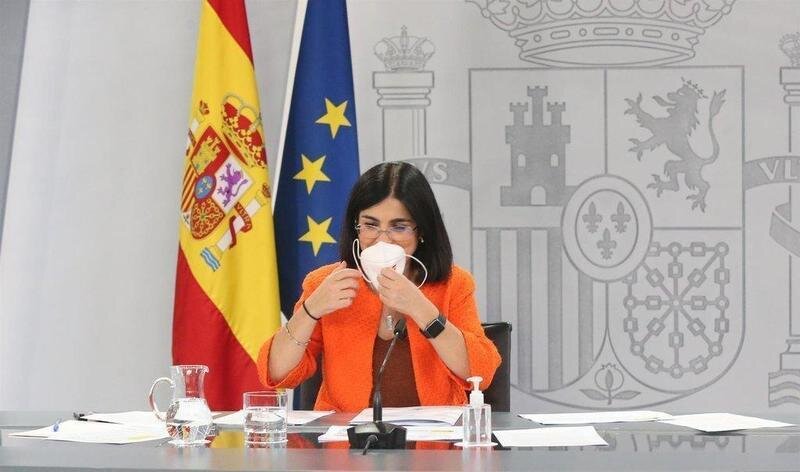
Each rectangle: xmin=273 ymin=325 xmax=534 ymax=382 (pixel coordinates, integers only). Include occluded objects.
xmin=284 ymin=323 xmax=309 ymax=347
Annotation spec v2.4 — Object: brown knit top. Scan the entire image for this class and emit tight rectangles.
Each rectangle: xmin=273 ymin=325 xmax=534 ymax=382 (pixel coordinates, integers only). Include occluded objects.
xmin=369 ymin=336 xmax=420 ymax=407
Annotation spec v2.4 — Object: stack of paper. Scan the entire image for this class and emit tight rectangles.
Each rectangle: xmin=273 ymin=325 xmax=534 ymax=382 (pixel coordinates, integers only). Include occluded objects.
xmin=350 ymin=406 xmax=463 ymax=425
xmin=10 ymin=420 xmax=168 ymax=444
xmin=520 ymin=410 xmax=673 ymax=425
xmin=657 ymin=413 xmax=794 ymax=432
xmin=493 ymin=426 xmax=608 ymax=447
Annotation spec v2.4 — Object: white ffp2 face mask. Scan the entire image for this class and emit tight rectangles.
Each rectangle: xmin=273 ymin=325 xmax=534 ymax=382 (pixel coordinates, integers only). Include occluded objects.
xmin=352 ymin=240 xmax=428 ymax=289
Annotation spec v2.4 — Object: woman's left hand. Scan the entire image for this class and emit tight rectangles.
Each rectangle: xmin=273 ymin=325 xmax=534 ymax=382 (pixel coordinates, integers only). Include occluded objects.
xmin=376 ymin=267 xmax=438 ymax=326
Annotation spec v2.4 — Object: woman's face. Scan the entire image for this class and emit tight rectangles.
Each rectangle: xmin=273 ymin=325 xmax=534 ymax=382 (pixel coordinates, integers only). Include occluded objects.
xmin=356 ymin=196 xmax=419 ymax=256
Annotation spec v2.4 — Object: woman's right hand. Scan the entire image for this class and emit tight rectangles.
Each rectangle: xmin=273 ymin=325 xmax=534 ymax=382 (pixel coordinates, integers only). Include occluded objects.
xmin=303 ymin=261 xmax=362 ymax=319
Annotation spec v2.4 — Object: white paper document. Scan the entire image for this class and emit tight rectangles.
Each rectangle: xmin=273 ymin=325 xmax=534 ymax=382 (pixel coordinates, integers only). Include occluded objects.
xmin=317 ymin=425 xmax=462 ymax=443
xmin=658 ymin=413 xmax=794 ymax=432
xmin=288 ymin=410 xmax=335 ymax=425
xmin=10 ymin=420 xmax=168 ymax=444
xmin=493 ymin=426 xmax=608 ymax=448
xmin=8 ymin=424 xmax=55 ymax=439
xmin=212 ymin=410 xmax=334 ymax=426
xmin=520 ymin=410 xmax=673 ymax=425
xmin=350 ymin=406 xmax=463 ymax=425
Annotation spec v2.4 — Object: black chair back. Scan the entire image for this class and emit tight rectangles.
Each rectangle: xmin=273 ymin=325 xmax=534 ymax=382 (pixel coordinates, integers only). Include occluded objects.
xmin=295 ymin=321 xmax=513 ymax=412
xmin=480 ymin=321 xmax=512 ymax=412
xmin=298 ymin=358 xmax=322 ymax=411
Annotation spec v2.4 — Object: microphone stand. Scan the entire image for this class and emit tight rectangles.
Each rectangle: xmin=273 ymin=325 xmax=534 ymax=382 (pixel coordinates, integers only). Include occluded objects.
xmin=347 ymin=319 xmax=408 ymax=451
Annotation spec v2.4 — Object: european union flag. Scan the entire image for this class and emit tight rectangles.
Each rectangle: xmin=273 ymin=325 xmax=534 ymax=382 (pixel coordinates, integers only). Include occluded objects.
xmin=274 ymin=0 xmax=360 ymax=319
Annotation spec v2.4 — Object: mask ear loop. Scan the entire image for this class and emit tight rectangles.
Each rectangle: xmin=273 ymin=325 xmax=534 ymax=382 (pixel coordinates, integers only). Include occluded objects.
xmin=351 ymin=238 xmax=371 ymax=283
xmin=406 ymin=254 xmax=428 ymax=288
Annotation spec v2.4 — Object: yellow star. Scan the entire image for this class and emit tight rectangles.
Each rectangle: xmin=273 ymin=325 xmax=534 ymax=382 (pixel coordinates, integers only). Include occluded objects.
xmin=293 ymin=154 xmax=331 ymax=194
xmin=315 ymin=98 xmax=351 ymax=139
xmin=298 ymin=216 xmax=336 ymax=256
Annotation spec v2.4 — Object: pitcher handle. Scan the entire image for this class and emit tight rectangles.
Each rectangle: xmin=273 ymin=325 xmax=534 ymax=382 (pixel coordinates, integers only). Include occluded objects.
xmin=148 ymin=376 xmax=173 ymax=421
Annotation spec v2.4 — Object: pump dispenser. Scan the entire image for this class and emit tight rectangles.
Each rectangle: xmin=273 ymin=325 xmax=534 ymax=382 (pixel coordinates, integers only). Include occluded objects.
xmin=460 ymin=376 xmax=493 ymax=447
xmin=467 ymin=377 xmax=484 ymax=407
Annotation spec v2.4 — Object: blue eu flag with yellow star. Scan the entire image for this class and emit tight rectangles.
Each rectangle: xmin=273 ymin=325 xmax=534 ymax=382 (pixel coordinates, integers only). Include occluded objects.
xmin=274 ymin=0 xmax=360 ymax=320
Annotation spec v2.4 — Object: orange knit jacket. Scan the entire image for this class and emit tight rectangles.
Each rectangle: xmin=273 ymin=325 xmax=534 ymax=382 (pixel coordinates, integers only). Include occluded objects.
xmin=257 ymin=263 xmax=501 ymax=412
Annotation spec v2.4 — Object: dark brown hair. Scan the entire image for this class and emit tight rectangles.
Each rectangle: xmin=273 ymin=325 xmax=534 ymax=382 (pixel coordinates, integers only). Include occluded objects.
xmin=339 ymin=162 xmax=453 ymax=283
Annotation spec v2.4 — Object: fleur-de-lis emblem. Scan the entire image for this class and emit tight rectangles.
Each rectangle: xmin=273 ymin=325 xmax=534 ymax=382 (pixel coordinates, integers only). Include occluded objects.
xmin=582 ymin=201 xmax=602 ymax=233
xmin=611 ymin=201 xmax=631 ymax=233
xmin=597 ymin=228 xmax=617 ymax=260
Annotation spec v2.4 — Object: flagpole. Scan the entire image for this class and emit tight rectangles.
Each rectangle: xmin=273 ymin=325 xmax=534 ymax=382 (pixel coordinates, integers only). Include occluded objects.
xmin=272 ymin=0 xmax=308 ymax=212
xmin=272 ymin=4 xmax=307 ymax=410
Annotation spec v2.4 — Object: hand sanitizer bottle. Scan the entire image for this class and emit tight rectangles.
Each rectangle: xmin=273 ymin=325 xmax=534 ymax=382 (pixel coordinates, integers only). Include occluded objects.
xmin=462 ymin=376 xmax=493 ymax=447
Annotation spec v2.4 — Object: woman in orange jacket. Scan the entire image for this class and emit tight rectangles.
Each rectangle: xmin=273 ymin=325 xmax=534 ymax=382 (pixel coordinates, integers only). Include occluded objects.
xmin=257 ymin=162 xmax=501 ymax=412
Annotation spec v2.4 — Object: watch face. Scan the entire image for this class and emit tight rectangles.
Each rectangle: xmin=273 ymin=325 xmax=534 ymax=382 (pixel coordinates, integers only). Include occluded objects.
xmin=424 ymin=315 xmax=446 ymax=339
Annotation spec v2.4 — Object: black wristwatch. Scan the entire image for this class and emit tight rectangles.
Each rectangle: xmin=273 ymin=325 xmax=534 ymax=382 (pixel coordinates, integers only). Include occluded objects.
xmin=421 ymin=314 xmax=447 ymax=339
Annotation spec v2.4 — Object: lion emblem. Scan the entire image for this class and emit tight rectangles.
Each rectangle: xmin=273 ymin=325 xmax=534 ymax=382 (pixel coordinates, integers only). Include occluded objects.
xmin=625 ymin=79 xmax=726 ymax=211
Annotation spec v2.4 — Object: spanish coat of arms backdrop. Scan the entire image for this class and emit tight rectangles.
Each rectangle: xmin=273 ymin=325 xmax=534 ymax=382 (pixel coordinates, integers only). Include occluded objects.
xmin=346 ymin=0 xmax=800 ymax=419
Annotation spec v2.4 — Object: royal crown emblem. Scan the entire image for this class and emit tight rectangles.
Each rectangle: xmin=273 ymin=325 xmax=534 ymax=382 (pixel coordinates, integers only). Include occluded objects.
xmin=220 ymin=94 xmax=267 ymax=168
xmin=780 ymin=32 xmax=800 ymax=67
xmin=467 ymin=0 xmax=736 ymax=67
xmin=374 ymin=26 xmax=435 ymax=72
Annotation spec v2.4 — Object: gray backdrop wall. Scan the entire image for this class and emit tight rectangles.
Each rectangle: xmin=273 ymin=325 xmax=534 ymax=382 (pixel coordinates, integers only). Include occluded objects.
xmin=1 ymin=0 xmax=799 ymax=416
xmin=0 ymin=0 xmax=29 ymax=247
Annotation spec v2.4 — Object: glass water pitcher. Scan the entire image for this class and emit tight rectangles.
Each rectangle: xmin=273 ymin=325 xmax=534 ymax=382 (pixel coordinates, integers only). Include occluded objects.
xmin=148 ymin=364 xmax=214 ymax=446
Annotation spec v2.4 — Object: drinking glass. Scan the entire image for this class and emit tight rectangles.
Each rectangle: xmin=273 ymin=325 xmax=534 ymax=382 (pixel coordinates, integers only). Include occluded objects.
xmin=243 ymin=390 xmax=288 ymax=447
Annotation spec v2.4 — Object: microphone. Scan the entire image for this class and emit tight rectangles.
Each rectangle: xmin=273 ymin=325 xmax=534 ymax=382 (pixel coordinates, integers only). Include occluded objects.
xmin=373 ymin=318 xmax=407 ymax=423
xmin=347 ymin=318 xmax=408 ymax=451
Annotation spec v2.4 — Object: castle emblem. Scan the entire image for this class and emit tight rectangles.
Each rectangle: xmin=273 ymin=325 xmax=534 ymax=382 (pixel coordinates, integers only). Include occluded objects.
xmin=502 ymin=86 xmax=568 ymax=206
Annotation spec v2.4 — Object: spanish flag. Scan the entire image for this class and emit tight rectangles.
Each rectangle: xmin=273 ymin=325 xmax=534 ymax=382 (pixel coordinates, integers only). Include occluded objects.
xmin=173 ymin=0 xmax=280 ymax=410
